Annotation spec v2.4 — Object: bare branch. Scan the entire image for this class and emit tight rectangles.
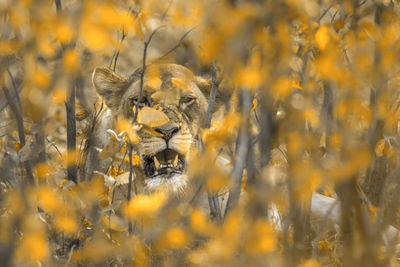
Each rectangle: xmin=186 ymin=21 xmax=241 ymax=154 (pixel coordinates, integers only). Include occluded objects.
xmin=224 ymin=89 xmax=251 ymax=216
xmin=2 ymin=86 xmax=34 ymax=185
xmin=157 ymin=26 xmax=197 ymax=61
xmin=133 ymin=25 xmax=165 ymax=122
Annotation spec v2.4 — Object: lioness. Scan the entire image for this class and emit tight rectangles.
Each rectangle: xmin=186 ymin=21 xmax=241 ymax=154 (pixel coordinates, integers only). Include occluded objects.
xmin=85 ymin=63 xmax=227 ymax=202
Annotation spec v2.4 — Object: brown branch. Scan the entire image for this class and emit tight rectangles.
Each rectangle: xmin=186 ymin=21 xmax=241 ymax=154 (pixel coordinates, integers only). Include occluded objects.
xmin=161 ymin=0 xmax=174 ymax=21
xmin=133 ymin=25 xmax=165 ymax=122
xmin=55 ymin=0 xmax=62 ymax=13
xmin=157 ymin=26 xmax=197 ymax=61
xmin=65 ymin=81 xmax=77 ymax=183
xmin=224 ymin=89 xmax=251 ymax=217
xmin=110 ymin=27 xmax=128 ymax=72
xmin=204 ymin=64 xmax=222 ymax=222
xmin=2 ymin=86 xmax=34 ymax=185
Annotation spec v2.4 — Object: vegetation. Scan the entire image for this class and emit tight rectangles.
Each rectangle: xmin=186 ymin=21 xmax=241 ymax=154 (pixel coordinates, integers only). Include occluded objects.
xmin=1 ymin=0 xmax=400 ymax=266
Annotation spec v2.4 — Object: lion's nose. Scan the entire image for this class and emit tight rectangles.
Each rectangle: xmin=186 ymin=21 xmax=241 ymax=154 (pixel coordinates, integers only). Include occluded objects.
xmin=154 ymin=123 xmax=180 ymax=141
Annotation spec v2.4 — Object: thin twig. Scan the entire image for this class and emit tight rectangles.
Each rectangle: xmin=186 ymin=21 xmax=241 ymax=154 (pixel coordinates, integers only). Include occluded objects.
xmin=224 ymin=89 xmax=251 ymax=217
xmin=65 ymin=81 xmax=77 ymax=183
xmin=127 ymin=142 xmax=134 ymax=235
xmin=204 ymin=64 xmax=222 ymax=222
xmin=2 ymin=86 xmax=34 ymax=185
xmin=46 ymin=137 xmax=63 ymax=157
xmin=157 ymin=26 xmax=197 ymax=61
xmin=128 ymin=26 xmax=163 ymax=234
xmin=317 ymin=4 xmax=333 ymax=23
xmin=55 ymin=0 xmax=62 ymax=14
xmin=133 ymin=25 xmax=165 ymax=122
xmin=161 ymin=0 xmax=174 ymax=21
xmin=111 ymin=27 xmax=127 ymax=72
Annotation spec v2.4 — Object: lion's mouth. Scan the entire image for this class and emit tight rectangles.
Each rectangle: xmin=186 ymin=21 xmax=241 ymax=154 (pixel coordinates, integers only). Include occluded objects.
xmin=142 ymin=149 xmax=186 ymax=178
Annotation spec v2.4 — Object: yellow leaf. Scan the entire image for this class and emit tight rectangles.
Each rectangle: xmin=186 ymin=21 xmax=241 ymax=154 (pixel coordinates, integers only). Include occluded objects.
xmin=246 ymin=219 xmax=276 ymax=253
xmin=32 ymin=68 xmax=50 ymax=88
xmin=147 ymin=65 xmax=161 ymax=89
xmin=52 ymin=88 xmax=67 ymax=105
xmin=207 ymin=174 xmax=229 ymax=192
xmin=116 ymin=118 xmax=140 ymax=143
xmin=35 ymin=163 xmax=50 ymax=180
xmin=190 ymin=208 xmax=213 ymax=234
xmin=109 ymin=165 xmax=124 ymax=178
xmin=318 ymin=240 xmax=332 ymax=253
xmin=171 ymin=77 xmax=189 ymax=91
xmin=82 ymin=21 xmax=111 ymax=49
xmin=137 ymin=106 xmax=169 ymax=128
xmin=13 ymin=142 xmax=22 ymax=152
xmin=375 ymin=139 xmax=386 ymax=157
xmin=165 ymin=227 xmax=188 ymax=248
xmin=273 ymin=77 xmax=292 ymax=99
xmin=55 ymin=215 xmax=78 ymax=234
xmin=314 ymin=26 xmax=330 ymax=51
xmin=132 ymin=154 xmax=142 ymax=166
xmin=251 ymin=98 xmax=258 ymax=112
xmin=291 ymin=79 xmax=303 ymax=90
xmin=0 ymin=40 xmax=15 ymax=56
xmin=37 ymin=186 xmax=60 ymax=213
xmin=55 ymin=22 xmax=74 ymax=44
xmin=75 ymin=109 xmax=88 ymax=121
xmin=124 ymin=192 xmax=167 ymax=219
xmin=64 ymin=49 xmax=79 ymax=73
xmin=17 ymin=232 xmax=49 ymax=262
xmin=300 ymin=259 xmax=322 ymax=267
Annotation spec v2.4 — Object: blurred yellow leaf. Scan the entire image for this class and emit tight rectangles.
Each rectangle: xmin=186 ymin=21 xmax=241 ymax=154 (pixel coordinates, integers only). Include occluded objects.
xmin=55 ymin=22 xmax=74 ymax=44
xmin=124 ymin=192 xmax=167 ymax=219
xmin=137 ymin=106 xmax=170 ymax=128
xmin=207 ymin=174 xmax=229 ymax=192
xmin=0 ymin=40 xmax=16 ymax=56
xmin=318 ymin=240 xmax=332 ymax=253
xmin=62 ymin=149 xmax=79 ymax=167
xmin=55 ymin=215 xmax=78 ymax=235
xmin=273 ymin=77 xmax=292 ymax=99
xmin=245 ymin=219 xmax=276 ymax=253
xmin=52 ymin=88 xmax=67 ymax=105
xmin=315 ymin=26 xmax=330 ymax=51
xmin=301 ymin=259 xmax=322 ymax=267
xmin=13 ymin=142 xmax=22 ymax=152
xmin=64 ymin=49 xmax=79 ymax=73
xmin=32 ymin=68 xmax=51 ymax=88
xmin=165 ymin=227 xmax=188 ymax=248
xmin=116 ymin=118 xmax=140 ymax=143
xmin=35 ymin=163 xmax=50 ymax=180
xmin=375 ymin=139 xmax=386 ymax=157
xmin=37 ymin=186 xmax=60 ymax=213
xmin=82 ymin=21 xmax=111 ymax=49
xmin=147 ymin=65 xmax=161 ymax=89
xmin=171 ymin=77 xmax=189 ymax=91
xmin=190 ymin=208 xmax=213 ymax=234
xmin=17 ymin=232 xmax=49 ymax=262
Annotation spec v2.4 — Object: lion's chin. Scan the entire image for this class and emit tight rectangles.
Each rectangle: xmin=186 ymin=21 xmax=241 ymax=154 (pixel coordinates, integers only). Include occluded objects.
xmin=144 ymin=174 xmax=188 ymax=195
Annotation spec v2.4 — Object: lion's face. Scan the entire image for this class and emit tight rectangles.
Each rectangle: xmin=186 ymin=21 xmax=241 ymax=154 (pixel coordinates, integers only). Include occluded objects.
xmin=93 ymin=64 xmax=213 ymax=194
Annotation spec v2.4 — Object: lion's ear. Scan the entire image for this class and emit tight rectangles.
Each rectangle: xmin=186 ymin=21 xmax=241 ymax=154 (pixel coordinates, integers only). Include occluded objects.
xmin=92 ymin=67 xmax=131 ymax=112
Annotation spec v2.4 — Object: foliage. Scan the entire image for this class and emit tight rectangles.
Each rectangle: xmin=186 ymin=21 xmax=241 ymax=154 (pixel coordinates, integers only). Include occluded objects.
xmin=1 ymin=0 xmax=400 ymax=266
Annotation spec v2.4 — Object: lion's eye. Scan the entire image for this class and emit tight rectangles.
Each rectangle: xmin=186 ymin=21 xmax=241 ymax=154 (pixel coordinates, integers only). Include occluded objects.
xmin=180 ymin=96 xmax=196 ymax=106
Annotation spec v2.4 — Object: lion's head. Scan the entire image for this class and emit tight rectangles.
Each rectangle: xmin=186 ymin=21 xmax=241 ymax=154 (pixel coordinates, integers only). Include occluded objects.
xmin=92 ymin=64 xmax=225 ymax=195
